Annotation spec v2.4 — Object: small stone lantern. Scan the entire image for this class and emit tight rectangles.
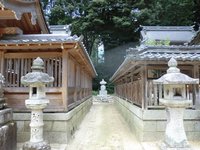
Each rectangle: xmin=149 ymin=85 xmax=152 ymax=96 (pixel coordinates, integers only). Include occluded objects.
xmin=153 ymin=58 xmax=199 ymax=150
xmin=0 ymin=74 xmax=6 ymax=109
xmin=21 ymin=57 xmax=54 ymax=150
xmin=99 ymin=79 xmax=108 ymax=100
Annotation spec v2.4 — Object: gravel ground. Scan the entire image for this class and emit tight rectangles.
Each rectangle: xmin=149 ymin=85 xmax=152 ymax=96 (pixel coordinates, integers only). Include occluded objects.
xmin=18 ymin=97 xmax=200 ymax=150
xmin=67 ymin=101 xmax=143 ymax=150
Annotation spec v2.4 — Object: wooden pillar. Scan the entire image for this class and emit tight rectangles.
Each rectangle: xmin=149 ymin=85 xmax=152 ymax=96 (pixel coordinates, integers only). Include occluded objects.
xmin=0 ymin=51 xmax=4 ymax=74
xmin=131 ymin=73 xmax=133 ymax=102
xmin=125 ymin=76 xmax=128 ymax=100
xmin=141 ymin=64 xmax=147 ymax=110
xmin=193 ymin=65 xmax=200 ymax=109
xmin=74 ymin=64 xmax=78 ymax=105
xmin=62 ymin=49 xmax=68 ymax=111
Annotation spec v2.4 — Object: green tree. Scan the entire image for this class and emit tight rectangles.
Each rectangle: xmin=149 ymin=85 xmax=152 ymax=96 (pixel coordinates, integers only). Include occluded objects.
xmin=46 ymin=0 xmax=196 ymax=55
xmin=46 ymin=0 xmax=137 ymax=55
xmin=194 ymin=0 xmax=200 ymax=25
xmin=135 ymin=0 xmax=194 ymax=26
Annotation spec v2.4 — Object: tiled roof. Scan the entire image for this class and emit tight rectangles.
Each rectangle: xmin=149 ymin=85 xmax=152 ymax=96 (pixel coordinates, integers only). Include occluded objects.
xmin=127 ymin=45 xmax=200 ymax=61
xmin=142 ymin=26 xmax=193 ymax=31
xmin=0 ymin=34 xmax=97 ymax=76
xmin=140 ymin=26 xmax=196 ymax=45
xmin=0 ymin=34 xmax=79 ymax=44
xmin=190 ymin=30 xmax=200 ymax=45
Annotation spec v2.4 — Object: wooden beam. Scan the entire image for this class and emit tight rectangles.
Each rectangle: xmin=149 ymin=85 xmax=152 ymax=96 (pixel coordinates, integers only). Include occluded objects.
xmin=0 ymin=27 xmax=23 ymax=35
xmin=0 ymin=43 xmax=75 ymax=50
xmin=0 ymin=51 xmax=4 ymax=74
xmin=5 ymin=52 xmax=62 ymax=58
xmin=193 ymin=65 xmax=200 ymax=109
xmin=0 ymin=10 xmax=16 ymax=20
xmin=141 ymin=64 xmax=147 ymax=110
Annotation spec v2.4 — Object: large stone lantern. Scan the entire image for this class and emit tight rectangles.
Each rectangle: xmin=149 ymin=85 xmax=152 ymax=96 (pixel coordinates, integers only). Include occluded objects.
xmin=21 ymin=57 xmax=54 ymax=150
xmin=153 ymin=58 xmax=199 ymax=149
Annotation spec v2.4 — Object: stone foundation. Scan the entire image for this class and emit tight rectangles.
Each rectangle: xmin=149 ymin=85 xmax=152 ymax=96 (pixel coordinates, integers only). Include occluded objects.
xmin=114 ymin=96 xmax=200 ymax=142
xmin=0 ymin=108 xmax=17 ymax=150
xmin=15 ymin=97 xmax=93 ymax=144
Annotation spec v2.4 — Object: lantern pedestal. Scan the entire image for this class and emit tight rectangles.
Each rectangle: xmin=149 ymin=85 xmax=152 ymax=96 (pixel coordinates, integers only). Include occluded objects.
xmin=160 ymin=99 xmax=192 ymax=150
xmin=23 ymin=141 xmax=50 ymax=150
xmin=23 ymin=99 xmax=50 ymax=150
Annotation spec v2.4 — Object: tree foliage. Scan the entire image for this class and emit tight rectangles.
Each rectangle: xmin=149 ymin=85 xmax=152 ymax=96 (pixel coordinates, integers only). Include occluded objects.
xmin=45 ymin=0 xmax=196 ymax=55
xmin=135 ymin=0 xmax=195 ymax=26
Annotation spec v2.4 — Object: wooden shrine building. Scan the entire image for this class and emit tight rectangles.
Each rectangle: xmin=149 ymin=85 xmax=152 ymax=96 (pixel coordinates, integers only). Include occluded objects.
xmin=110 ymin=26 xmax=200 ymax=141
xmin=0 ymin=0 xmax=97 ymax=143
xmin=0 ymin=0 xmax=96 ymax=112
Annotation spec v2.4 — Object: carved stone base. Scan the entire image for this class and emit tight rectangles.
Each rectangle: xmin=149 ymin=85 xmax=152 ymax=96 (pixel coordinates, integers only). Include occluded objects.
xmin=159 ymin=142 xmax=192 ymax=150
xmin=23 ymin=141 xmax=51 ymax=150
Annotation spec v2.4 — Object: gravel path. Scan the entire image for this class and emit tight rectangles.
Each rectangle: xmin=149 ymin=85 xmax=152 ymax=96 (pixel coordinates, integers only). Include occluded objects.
xmin=67 ymin=101 xmax=143 ymax=150
xmin=17 ymin=98 xmax=200 ymax=150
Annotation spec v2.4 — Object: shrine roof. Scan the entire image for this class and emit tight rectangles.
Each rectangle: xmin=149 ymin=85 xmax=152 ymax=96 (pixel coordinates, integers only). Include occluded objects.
xmin=110 ymin=45 xmax=200 ymax=82
xmin=127 ymin=45 xmax=200 ymax=61
xmin=0 ymin=0 xmax=49 ymax=34
xmin=0 ymin=34 xmax=79 ymax=44
xmin=0 ymin=34 xmax=97 ymax=77
xmin=190 ymin=30 xmax=200 ymax=45
xmin=140 ymin=26 xmax=195 ymax=45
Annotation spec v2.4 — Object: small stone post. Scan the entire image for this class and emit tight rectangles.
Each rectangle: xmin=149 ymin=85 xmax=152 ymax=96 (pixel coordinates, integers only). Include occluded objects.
xmin=21 ymin=57 xmax=54 ymax=150
xmin=153 ymin=58 xmax=199 ymax=150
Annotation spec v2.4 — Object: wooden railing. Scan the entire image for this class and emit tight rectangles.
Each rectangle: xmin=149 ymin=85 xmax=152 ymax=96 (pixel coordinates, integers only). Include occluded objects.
xmin=115 ymin=79 xmax=196 ymax=109
xmin=67 ymin=55 xmax=92 ymax=108
xmin=146 ymin=80 xmax=195 ymax=108
xmin=4 ymin=57 xmax=62 ymax=87
xmin=115 ymin=80 xmax=142 ymax=107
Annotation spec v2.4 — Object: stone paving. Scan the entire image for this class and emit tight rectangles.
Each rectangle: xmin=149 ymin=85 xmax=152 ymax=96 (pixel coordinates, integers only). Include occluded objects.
xmin=17 ymin=97 xmax=200 ymax=150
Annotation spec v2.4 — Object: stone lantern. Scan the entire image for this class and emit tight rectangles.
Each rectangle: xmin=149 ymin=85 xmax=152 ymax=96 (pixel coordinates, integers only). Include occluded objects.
xmin=21 ymin=57 xmax=54 ymax=150
xmin=99 ymin=79 xmax=108 ymax=100
xmin=153 ymin=58 xmax=199 ymax=150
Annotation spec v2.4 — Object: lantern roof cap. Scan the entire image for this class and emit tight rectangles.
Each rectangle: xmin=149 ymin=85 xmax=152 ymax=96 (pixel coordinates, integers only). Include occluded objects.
xmin=21 ymin=57 xmax=54 ymax=85
xmin=100 ymin=79 xmax=107 ymax=85
xmin=153 ymin=58 xmax=199 ymax=84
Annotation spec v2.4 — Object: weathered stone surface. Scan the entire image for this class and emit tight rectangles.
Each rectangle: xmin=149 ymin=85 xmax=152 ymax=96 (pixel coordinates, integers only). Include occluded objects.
xmin=23 ymin=141 xmax=51 ymax=150
xmin=0 ymin=108 xmax=13 ymax=125
xmin=98 ymin=79 xmax=108 ymax=100
xmin=21 ymin=57 xmax=54 ymax=149
xmin=113 ymin=96 xmax=200 ymax=142
xmin=160 ymin=142 xmax=191 ymax=150
xmin=153 ymin=58 xmax=198 ymax=149
xmin=0 ymin=121 xmax=17 ymax=150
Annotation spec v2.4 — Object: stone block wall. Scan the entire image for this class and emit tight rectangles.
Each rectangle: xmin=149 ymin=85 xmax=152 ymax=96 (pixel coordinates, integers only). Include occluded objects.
xmin=0 ymin=108 xmax=17 ymax=150
xmin=114 ymin=96 xmax=200 ymax=141
xmin=15 ymin=97 xmax=93 ymax=144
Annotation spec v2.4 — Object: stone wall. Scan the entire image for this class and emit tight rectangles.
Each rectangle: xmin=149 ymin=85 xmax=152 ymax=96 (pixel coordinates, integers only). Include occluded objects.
xmin=114 ymin=96 xmax=200 ymax=141
xmin=0 ymin=108 xmax=17 ymax=150
xmin=15 ymin=97 xmax=93 ymax=144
